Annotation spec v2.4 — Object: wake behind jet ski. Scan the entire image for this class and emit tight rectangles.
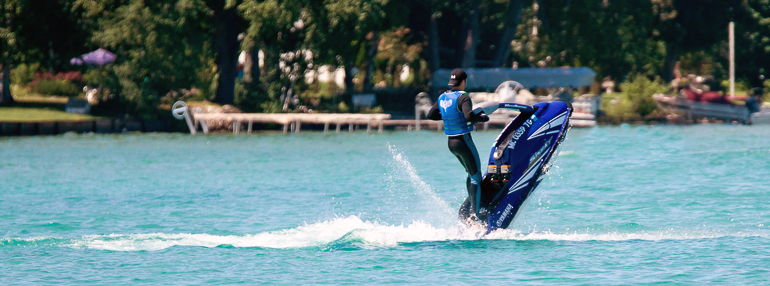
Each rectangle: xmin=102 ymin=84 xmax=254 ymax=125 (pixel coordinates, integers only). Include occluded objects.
xmin=459 ymin=100 xmax=572 ymax=234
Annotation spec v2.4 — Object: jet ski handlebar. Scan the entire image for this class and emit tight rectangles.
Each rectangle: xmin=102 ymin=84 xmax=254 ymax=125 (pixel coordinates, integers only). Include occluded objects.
xmin=498 ymin=103 xmax=534 ymax=113
xmin=472 ymin=101 xmax=535 ymax=115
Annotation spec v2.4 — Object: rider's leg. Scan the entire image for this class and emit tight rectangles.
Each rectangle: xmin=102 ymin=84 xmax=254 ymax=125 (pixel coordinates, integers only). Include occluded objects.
xmin=448 ymin=133 xmax=482 ymax=216
xmin=463 ymin=133 xmax=483 ymax=215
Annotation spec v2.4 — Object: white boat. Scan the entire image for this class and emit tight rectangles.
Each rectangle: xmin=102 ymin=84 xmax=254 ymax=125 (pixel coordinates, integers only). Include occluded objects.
xmin=471 ymin=81 xmax=599 ymax=127
xmin=653 ymin=93 xmax=760 ymax=123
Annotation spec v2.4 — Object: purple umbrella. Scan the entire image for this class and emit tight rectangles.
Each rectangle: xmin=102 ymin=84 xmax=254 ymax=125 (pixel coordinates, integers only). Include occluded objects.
xmin=80 ymin=48 xmax=117 ymax=65
xmin=70 ymin=57 xmax=84 ymax=65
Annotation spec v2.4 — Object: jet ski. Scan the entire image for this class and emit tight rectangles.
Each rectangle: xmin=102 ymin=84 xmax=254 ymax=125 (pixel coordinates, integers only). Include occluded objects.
xmin=459 ymin=101 xmax=572 ymax=234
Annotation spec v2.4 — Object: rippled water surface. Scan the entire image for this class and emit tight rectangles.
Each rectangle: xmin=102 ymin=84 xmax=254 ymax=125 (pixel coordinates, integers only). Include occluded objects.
xmin=2 ymin=125 xmax=770 ymax=284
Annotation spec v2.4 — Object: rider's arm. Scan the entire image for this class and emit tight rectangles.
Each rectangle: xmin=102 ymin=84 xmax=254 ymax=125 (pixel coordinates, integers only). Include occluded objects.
xmin=459 ymin=94 xmax=473 ymax=122
xmin=459 ymin=93 xmax=488 ymax=122
xmin=426 ymin=102 xmax=442 ymax=120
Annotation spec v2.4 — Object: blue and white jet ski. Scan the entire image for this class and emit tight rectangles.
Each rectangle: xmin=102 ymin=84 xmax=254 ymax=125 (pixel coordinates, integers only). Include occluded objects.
xmin=459 ymin=101 xmax=572 ymax=234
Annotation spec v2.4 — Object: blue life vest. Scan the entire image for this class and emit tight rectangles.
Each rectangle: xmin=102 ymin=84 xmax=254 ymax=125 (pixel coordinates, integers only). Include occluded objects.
xmin=438 ymin=90 xmax=474 ymax=135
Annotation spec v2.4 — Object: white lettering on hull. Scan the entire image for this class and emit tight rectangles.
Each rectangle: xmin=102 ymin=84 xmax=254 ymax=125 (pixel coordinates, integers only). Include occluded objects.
xmin=497 ymin=204 xmax=514 ymax=227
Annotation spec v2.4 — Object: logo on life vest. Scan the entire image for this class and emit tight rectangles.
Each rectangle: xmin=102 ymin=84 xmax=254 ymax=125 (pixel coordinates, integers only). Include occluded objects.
xmin=440 ymin=99 xmax=453 ymax=111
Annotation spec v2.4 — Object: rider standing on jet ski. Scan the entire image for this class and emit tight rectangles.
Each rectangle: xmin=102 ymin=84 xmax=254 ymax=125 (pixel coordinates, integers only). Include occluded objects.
xmin=426 ymin=68 xmax=490 ymax=219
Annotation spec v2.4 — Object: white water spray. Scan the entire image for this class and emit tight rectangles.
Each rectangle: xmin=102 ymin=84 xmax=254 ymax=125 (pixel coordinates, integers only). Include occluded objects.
xmin=382 ymin=144 xmax=455 ymax=227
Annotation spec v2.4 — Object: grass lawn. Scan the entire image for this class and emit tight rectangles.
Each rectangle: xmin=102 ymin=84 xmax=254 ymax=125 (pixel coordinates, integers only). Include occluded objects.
xmin=0 ymin=107 xmax=101 ymax=122
xmin=13 ymin=95 xmax=70 ymax=105
xmin=0 ymin=95 xmax=103 ymax=122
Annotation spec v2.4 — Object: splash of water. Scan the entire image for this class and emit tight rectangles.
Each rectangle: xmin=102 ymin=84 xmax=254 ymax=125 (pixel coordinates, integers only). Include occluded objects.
xmin=3 ymin=219 xmax=767 ymax=252
xmin=382 ymin=144 xmax=455 ymax=226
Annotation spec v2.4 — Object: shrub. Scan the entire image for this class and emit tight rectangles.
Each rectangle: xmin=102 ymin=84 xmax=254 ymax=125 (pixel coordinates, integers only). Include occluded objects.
xmin=233 ymin=81 xmax=257 ymax=111
xmin=32 ymin=79 xmax=80 ymax=97
xmin=360 ymin=105 xmax=384 ymax=113
xmin=30 ymin=71 xmax=84 ymax=86
xmin=11 ymin=63 xmax=39 ymax=86
xmin=58 ymin=71 xmax=85 ymax=83
xmin=337 ymin=101 xmax=350 ymax=113
xmin=28 ymin=71 xmax=85 ymax=97
xmin=620 ymin=74 xmax=668 ymax=117
xmin=721 ymin=79 xmax=753 ymax=95
xmin=601 ymin=93 xmax=636 ymax=120
xmin=83 ymin=69 xmax=118 ymax=90
xmin=602 ymin=74 xmax=669 ymax=120
xmin=11 ymin=84 xmax=34 ymax=97
xmin=303 ymin=81 xmax=341 ymax=99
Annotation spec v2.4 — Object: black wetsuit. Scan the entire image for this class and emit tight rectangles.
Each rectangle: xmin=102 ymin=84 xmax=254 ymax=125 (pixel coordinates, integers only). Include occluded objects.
xmin=427 ymin=92 xmax=488 ymax=216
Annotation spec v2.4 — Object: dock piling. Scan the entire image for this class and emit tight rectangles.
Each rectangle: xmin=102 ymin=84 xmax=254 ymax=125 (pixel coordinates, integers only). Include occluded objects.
xmin=247 ymin=121 xmax=252 ymax=133
xmin=324 ymin=122 xmax=329 ymax=132
xmin=200 ymin=120 xmax=209 ymax=134
xmin=336 ymin=123 xmax=341 ymax=133
xmin=185 ymin=114 xmax=195 ymax=135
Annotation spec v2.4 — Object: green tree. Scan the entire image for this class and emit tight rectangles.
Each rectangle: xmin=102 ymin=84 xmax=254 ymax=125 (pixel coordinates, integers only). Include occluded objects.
xmin=79 ymin=0 xmax=215 ymax=118
xmin=508 ymin=0 xmax=666 ymax=83
xmin=0 ymin=1 xmax=19 ymax=105
xmin=651 ymin=0 xmax=740 ymax=82
xmin=311 ymin=0 xmax=405 ymax=91
xmin=736 ymin=0 xmax=770 ymax=87
xmin=374 ymin=27 xmax=423 ymax=87
xmin=239 ymin=0 xmax=308 ymax=111
xmin=206 ymin=0 xmax=245 ymax=105
xmin=490 ymin=0 xmax=526 ymax=67
xmin=2 ymin=0 xmax=90 ymax=105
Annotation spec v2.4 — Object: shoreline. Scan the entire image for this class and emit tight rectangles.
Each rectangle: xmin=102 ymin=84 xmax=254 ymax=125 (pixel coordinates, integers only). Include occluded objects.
xmin=1 ymin=117 xmax=758 ymax=137
xmin=0 ymin=119 xmax=173 ymax=136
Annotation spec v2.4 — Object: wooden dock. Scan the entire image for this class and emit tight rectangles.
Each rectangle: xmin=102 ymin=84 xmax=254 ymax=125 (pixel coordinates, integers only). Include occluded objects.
xmin=193 ymin=113 xmax=394 ymax=134
xmin=172 ymin=101 xmax=592 ymax=135
xmin=184 ymin=112 xmax=546 ymax=134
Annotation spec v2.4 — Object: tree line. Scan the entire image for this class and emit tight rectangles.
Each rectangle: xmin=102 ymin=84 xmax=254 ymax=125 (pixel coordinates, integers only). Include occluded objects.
xmin=1 ymin=0 xmax=768 ymax=116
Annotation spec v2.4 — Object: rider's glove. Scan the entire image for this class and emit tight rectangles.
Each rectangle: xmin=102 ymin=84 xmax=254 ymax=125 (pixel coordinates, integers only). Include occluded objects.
xmin=478 ymin=113 xmax=490 ymax=122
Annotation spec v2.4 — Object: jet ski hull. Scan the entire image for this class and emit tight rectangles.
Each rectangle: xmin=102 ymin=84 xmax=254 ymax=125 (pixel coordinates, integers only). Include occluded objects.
xmin=460 ymin=101 xmax=571 ymax=233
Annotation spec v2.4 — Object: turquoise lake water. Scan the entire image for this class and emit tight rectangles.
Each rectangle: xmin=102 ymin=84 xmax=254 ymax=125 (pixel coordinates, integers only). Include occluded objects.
xmin=2 ymin=124 xmax=770 ymax=284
